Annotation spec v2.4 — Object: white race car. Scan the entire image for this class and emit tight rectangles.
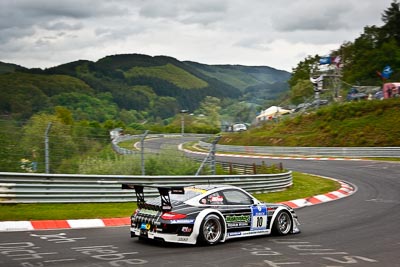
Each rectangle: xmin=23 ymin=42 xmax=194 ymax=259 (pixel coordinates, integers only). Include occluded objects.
xmin=122 ymin=184 xmax=300 ymax=245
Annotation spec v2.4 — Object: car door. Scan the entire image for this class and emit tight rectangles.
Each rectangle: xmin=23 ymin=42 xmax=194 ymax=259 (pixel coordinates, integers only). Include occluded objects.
xmin=219 ymin=189 xmax=265 ymax=233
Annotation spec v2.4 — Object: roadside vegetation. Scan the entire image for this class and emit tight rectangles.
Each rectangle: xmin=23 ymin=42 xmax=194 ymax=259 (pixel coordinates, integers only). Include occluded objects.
xmin=0 ymin=172 xmax=339 ymax=221
xmin=220 ymin=98 xmax=400 ymax=147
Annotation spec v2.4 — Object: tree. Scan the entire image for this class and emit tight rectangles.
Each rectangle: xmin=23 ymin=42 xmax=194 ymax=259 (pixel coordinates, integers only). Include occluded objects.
xmin=196 ymin=96 xmax=221 ymax=129
xmin=220 ymin=100 xmax=258 ymax=124
xmin=150 ymin=96 xmax=179 ymax=119
xmin=289 ymin=80 xmax=314 ymax=104
xmin=0 ymin=119 xmax=25 ymax=172
xmin=381 ymin=0 xmax=400 ymax=45
xmin=20 ymin=114 xmax=78 ymax=173
xmin=118 ymin=109 xmax=143 ymax=125
xmin=288 ymin=55 xmax=318 ymax=88
xmin=55 ymin=106 xmax=74 ymax=125
xmin=52 ymin=92 xmax=118 ymax=122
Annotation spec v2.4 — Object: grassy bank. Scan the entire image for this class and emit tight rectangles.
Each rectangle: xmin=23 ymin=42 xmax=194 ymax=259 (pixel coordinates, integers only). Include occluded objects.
xmin=0 ymin=172 xmax=340 ymax=221
xmin=220 ymin=99 xmax=400 ymax=147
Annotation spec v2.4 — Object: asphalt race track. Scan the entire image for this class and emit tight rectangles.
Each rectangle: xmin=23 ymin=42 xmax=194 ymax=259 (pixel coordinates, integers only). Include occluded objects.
xmin=1 ymin=139 xmax=399 ymax=266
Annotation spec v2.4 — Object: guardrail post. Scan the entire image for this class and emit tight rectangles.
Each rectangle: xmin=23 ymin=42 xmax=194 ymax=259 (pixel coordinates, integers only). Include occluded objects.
xmin=253 ymin=163 xmax=257 ymax=174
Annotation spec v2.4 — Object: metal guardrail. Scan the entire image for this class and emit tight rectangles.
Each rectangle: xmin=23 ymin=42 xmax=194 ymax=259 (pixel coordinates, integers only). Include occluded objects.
xmin=112 ymin=133 xmax=212 ymax=154
xmin=198 ymin=141 xmax=400 ymax=158
xmin=0 ymin=171 xmax=292 ymax=203
xmin=111 ymin=135 xmax=138 ymax=155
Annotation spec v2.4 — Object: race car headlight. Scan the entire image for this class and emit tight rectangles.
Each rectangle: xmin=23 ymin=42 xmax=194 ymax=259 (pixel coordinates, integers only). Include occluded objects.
xmin=161 ymin=212 xmax=187 ymax=220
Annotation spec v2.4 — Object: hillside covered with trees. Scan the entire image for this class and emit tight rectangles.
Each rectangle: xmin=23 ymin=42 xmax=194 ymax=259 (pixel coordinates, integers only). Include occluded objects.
xmin=0 ymin=54 xmax=290 ymax=125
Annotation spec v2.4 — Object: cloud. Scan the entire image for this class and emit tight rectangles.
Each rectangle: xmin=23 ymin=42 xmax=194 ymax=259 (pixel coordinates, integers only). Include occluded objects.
xmin=0 ymin=0 xmax=394 ymax=71
xmin=270 ymin=1 xmax=351 ymax=31
xmin=40 ymin=21 xmax=84 ymax=31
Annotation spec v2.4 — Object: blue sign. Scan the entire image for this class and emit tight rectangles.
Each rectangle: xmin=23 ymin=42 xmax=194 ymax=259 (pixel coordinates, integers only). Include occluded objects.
xmin=319 ymin=57 xmax=331 ymax=65
xmin=382 ymin=65 xmax=393 ymax=79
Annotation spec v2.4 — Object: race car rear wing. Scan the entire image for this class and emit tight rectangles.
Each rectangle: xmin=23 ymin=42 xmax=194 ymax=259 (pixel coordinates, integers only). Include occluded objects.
xmin=122 ymin=184 xmax=185 ymax=211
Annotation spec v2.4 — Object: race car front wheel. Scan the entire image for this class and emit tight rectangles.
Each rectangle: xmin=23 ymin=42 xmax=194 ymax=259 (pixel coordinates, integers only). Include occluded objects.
xmin=272 ymin=211 xmax=292 ymax=235
xmin=198 ymin=214 xmax=222 ymax=245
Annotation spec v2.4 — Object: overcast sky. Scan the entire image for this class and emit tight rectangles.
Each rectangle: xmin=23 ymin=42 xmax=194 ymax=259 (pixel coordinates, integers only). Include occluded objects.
xmin=0 ymin=0 xmax=394 ymax=72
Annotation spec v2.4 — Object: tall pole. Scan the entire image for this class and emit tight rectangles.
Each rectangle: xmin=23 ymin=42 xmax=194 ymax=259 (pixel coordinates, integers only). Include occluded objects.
xmin=180 ymin=109 xmax=188 ymax=136
xmin=44 ymin=122 xmax=52 ymax=174
xmin=140 ymin=130 xmax=149 ymax=176
xmin=181 ymin=113 xmax=184 ymax=136
xmin=195 ymin=135 xmax=221 ymax=176
xmin=210 ymin=135 xmax=221 ymax=175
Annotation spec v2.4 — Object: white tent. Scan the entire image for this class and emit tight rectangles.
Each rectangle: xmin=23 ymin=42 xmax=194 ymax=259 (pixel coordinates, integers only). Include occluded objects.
xmin=256 ymin=106 xmax=291 ymax=122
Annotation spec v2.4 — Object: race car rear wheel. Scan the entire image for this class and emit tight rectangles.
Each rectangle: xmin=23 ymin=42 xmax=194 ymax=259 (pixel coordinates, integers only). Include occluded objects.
xmin=198 ymin=214 xmax=222 ymax=245
xmin=272 ymin=211 xmax=292 ymax=235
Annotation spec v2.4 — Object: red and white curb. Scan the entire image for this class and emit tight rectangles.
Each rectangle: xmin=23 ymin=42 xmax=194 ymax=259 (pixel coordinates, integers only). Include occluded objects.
xmin=0 ymin=217 xmax=130 ymax=232
xmin=280 ymin=179 xmax=356 ymax=209
xmin=0 ymin=179 xmax=355 ymax=232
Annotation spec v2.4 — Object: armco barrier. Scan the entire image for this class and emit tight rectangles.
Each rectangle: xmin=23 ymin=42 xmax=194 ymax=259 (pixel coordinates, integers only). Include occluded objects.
xmin=198 ymin=141 xmax=400 ymax=158
xmin=0 ymin=171 xmax=292 ymax=203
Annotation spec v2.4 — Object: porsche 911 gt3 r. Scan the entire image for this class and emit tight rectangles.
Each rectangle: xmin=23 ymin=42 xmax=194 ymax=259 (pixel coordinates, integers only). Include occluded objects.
xmin=122 ymin=184 xmax=300 ymax=245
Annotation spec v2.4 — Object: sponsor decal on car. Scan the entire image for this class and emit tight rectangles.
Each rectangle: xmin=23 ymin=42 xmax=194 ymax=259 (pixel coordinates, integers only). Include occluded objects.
xmin=186 ymin=187 xmax=207 ymax=194
xmin=228 ymin=232 xmax=242 ymax=236
xmin=242 ymin=230 xmax=269 ymax=236
xmin=181 ymin=227 xmax=193 ymax=233
xmin=140 ymin=223 xmax=151 ymax=230
xmin=227 ymin=222 xmax=248 ymax=227
xmin=211 ymin=196 xmax=224 ymax=202
xmin=226 ymin=215 xmax=250 ymax=223
xmin=170 ymin=219 xmax=195 ymax=224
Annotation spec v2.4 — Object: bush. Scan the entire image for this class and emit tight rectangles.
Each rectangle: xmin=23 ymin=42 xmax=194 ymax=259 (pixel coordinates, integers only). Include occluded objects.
xmin=78 ymin=150 xmax=200 ymax=175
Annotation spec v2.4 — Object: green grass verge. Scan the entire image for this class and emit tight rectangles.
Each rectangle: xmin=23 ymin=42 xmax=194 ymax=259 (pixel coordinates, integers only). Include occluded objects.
xmin=253 ymin=172 xmax=340 ymax=203
xmin=0 ymin=172 xmax=340 ymax=221
xmin=0 ymin=203 xmax=136 ymax=221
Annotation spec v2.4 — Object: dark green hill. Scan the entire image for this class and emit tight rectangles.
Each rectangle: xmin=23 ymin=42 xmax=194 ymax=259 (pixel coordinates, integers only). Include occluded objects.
xmin=0 ymin=72 xmax=94 ymax=118
xmin=0 ymin=54 xmax=291 ymax=121
xmin=184 ymin=62 xmax=290 ymax=90
xmin=43 ymin=54 xmax=290 ymax=103
xmin=184 ymin=61 xmax=291 ymax=104
xmin=0 ymin=61 xmax=27 ymax=74
xmin=41 ymin=54 xmax=245 ymax=112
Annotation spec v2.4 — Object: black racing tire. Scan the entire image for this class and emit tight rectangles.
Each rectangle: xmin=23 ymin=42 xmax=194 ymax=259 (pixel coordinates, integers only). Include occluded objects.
xmin=197 ymin=214 xmax=223 ymax=245
xmin=272 ymin=210 xmax=292 ymax=235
